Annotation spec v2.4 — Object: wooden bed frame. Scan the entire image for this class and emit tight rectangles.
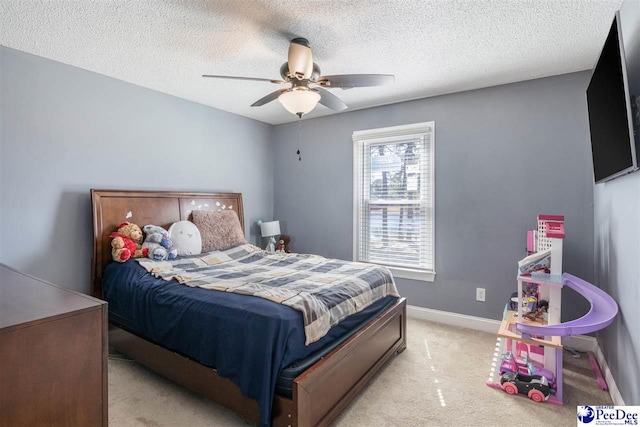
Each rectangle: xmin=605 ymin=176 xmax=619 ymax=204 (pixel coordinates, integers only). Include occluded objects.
xmin=91 ymin=189 xmax=407 ymax=427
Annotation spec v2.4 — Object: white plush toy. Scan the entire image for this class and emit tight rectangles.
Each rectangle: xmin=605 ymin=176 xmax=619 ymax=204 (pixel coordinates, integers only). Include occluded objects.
xmin=168 ymin=221 xmax=202 ymax=256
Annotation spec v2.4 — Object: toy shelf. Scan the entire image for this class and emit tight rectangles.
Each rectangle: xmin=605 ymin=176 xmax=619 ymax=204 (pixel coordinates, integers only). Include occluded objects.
xmin=515 ymin=272 xmax=564 ymax=338
xmin=498 ymin=310 xmax=562 ymax=349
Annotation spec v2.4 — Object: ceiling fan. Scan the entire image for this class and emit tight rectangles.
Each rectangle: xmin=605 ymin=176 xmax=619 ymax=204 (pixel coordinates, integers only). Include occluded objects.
xmin=203 ymin=37 xmax=395 ymax=117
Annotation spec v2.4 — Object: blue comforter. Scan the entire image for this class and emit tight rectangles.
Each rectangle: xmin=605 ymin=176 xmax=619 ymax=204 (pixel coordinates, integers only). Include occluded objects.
xmin=103 ymin=259 xmax=396 ymax=426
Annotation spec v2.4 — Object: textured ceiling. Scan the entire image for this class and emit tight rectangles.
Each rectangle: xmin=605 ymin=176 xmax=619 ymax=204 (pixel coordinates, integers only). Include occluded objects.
xmin=0 ymin=0 xmax=624 ymax=125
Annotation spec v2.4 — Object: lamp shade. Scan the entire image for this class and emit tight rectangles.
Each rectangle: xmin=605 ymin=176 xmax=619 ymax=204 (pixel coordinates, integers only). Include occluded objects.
xmin=260 ymin=220 xmax=281 ymax=237
xmin=278 ymin=90 xmax=321 ymax=116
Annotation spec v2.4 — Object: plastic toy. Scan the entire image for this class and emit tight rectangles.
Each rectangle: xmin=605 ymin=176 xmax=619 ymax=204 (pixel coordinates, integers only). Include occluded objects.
xmin=499 ymin=351 xmax=555 ymax=387
xmin=524 ymin=299 xmax=548 ymax=321
xmin=516 ymin=275 xmax=618 ymax=338
xmin=487 ymin=215 xmax=619 ymax=405
xmin=500 ymin=371 xmax=550 ymax=402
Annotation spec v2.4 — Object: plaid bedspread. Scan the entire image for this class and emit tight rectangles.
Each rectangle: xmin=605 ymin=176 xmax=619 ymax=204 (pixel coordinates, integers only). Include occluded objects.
xmin=137 ymin=244 xmax=399 ymax=345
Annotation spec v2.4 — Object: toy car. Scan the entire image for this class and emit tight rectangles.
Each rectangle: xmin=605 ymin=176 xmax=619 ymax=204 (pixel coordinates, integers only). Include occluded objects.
xmin=499 ymin=351 xmax=555 ymax=387
xmin=500 ymin=371 xmax=550 ymax=402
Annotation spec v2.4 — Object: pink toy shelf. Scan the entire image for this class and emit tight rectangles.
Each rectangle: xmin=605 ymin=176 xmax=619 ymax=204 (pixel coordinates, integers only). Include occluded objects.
xmin=486 ymin=215 xmax=618 ymax=405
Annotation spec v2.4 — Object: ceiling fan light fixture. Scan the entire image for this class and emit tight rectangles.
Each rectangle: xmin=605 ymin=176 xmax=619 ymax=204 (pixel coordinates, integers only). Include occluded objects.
xmin=202 ymin=36 xmax=394 ymax=118
xmin=278 ymin=90 xmax=321 ymax=117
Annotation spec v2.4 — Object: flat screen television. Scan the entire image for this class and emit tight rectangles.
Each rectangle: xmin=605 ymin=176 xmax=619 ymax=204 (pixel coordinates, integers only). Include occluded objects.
xmin=586 ymin=11 xmax=639 ymax=183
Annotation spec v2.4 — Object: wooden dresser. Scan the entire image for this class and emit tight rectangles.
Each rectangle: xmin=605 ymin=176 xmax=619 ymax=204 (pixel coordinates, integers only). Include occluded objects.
xmin=0 ymin=263 xmax=107 ymax=427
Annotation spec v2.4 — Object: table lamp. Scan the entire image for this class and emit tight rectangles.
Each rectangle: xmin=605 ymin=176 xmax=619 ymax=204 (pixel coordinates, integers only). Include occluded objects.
xmin=260 ymin=220 xmax=280 ymax=253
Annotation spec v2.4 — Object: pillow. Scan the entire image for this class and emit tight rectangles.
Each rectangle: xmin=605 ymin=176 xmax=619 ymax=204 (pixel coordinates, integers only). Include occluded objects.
xmin=191 ymin=210 xmax=246 ymax=252
xmin=168 ymin=220 xmax=202 ymax=256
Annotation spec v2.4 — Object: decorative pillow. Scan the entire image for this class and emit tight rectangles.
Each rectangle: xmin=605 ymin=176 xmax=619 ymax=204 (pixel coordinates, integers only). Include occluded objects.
xmin=191 ymin=210 xmax=246 ymax=252
xmin=168 ymin=220 xmax=202 ymax=256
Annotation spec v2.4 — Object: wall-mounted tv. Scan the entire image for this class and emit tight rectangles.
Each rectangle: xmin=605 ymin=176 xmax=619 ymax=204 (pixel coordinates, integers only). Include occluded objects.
xmin=586 ymin=11 xmax=639 ymax=184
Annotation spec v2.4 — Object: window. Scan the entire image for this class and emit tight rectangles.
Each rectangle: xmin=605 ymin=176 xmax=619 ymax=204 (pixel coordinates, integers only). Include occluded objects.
xmin=353 ymin=122 xmax=435 ymax=281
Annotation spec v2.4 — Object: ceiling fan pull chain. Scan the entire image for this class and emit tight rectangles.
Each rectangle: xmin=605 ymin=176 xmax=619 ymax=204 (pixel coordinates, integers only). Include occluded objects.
xmin=297 ymin=117 xmax=302 ymax=161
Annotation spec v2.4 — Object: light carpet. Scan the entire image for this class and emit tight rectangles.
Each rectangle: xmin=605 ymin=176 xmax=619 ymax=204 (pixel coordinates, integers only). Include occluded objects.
xmin=108 ymin=318 xmax=613 ymax=426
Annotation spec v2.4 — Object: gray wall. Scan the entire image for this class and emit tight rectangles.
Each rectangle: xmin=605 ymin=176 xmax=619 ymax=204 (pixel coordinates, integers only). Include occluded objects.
xmin=593 ymin=0 xmax=640 ymax=405
xmin=273 ymin=72 xmax=595 ymax=323
xmin=0 ymin=46 xmax=274 ymax=293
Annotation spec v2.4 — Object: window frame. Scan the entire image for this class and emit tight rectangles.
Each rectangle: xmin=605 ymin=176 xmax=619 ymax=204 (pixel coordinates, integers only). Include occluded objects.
xmin=352 ymin=121 xmax=436 ymax=282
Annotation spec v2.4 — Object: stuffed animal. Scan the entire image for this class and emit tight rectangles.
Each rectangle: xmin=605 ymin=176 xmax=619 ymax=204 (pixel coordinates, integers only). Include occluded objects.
xmin=279 ymin=234 xmax=292 ymax=253
xmin=110 ymin=222 xmax=148 ymax=262
xmin=168 ymin=220 xmax=202 ymax=256
xmin=142 ymin=224 xmax=178 ymax=261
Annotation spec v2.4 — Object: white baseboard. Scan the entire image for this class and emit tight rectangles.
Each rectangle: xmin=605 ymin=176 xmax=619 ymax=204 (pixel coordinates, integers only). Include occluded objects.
xmin=406 ymin=304 xmax=620 ymax=404
xmin=407 ymin=304 xmax=501 ymax=334
xmin=595 ymin=344 xmax=625 ymax=406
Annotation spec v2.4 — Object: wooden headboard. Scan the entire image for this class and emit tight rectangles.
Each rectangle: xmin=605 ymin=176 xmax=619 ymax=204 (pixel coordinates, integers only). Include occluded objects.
xmin=90 ymin=189 xmax=244 ymax=299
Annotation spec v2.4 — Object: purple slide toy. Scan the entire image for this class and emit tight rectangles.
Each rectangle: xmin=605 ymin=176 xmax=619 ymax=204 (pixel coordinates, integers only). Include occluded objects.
xmin=516 ymin=273 xmax=618 ymax=338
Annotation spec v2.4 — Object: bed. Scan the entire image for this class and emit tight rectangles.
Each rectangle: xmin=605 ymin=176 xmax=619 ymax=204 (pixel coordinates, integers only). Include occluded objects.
xmin=91 ymin=189 xmax=407 ymax=427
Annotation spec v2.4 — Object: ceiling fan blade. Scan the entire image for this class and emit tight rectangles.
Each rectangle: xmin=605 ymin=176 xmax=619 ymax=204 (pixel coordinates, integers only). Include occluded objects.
xmin=202 ymin=75 xmax=286 ymax=84
xmin=314 ymin=87 xmax=348 ymax=112
xmin=251 ymin=89 xmax=290 ymax=107
xmin=288 ymin=38 xmax=313 ymax=79
xmin=316 ymin=74 xmax=395 ymax=89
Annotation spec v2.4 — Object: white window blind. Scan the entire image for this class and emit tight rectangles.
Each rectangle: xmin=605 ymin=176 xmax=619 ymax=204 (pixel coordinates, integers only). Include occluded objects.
xmin=353 ymin=122 xmax=435 ymax=281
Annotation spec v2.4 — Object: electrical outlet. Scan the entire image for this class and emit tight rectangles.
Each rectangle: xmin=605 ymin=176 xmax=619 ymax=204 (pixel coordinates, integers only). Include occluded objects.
xmin=476 ymin=287 xmax=486 ymax=302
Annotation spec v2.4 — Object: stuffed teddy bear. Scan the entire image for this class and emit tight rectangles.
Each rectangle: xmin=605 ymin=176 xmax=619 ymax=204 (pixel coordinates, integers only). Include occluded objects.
xmin=110 ymin=222 xmax=148 ymax=262
xmin=142 ymin=224 xmax=178 ymax=261
xmin=279 ymin=234 xmax=292 ymax=253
